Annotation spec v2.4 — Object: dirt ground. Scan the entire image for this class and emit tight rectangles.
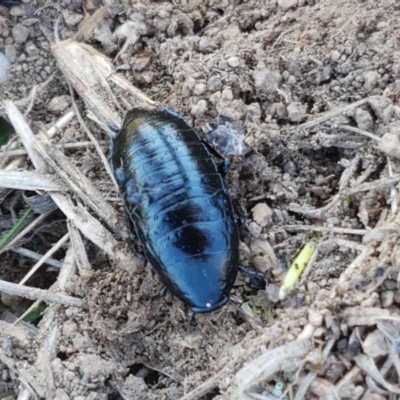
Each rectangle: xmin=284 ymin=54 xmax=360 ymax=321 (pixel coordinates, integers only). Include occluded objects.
xmin=1 ymin=0 xmax=400 ymax=399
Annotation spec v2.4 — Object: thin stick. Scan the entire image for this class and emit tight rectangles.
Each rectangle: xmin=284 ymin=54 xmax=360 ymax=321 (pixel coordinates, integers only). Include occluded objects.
xmin=47 ymin=109 xmax=76 ymax=138
xmin=0 ymin=279 xmax=83 ymax=307
xmin=283 ymin=225 xmax=368 ymax=235
xmin=18 ymin=233 xmax=69 ymax=285
xmin=339 ymin=125 xmax=381 ymax=142
xmin=11 ymin=247 xmax=63 ymax=269
xmin=0 ymin=212 xmax=50 ymax=255
xmin=0 ymin=141 xmax=107 ymax=158
xmin=293 ymin=97 xmax=378 ymax=131
xmin=68 ymin=82 xmax=119 ymax=190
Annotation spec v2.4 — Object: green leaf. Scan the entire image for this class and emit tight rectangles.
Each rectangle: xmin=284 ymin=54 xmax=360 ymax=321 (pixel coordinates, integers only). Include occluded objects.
xmin=0 ymin=116 xmax=12 ymax=147
xmin=23 ymin=303 xmax=47 ymax=324
xmin=0 ymin=207 xmax=34 ymax=252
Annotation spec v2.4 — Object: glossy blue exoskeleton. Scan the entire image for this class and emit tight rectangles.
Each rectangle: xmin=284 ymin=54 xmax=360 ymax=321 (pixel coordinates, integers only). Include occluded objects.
xmin=110 ymin=108 xmax=239 ymax=312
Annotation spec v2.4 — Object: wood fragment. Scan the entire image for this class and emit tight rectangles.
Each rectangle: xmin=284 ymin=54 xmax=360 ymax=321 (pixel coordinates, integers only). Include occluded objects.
xmin=18 ymin=233 xmax=69 ymax=285
xmin=34 ymin=131 xmax=128 ymax=239
xmin=12 ymin=247 xmax=63 ymax=269
xmin=0 ymin=279 xmax=83 ymax=307
xmin=3 ymin=100 xmax=139 ymax=269
xmin=0 ymin=170 xmax=66 ymax=191
xmin=293 ymin=97 xmax=379 ymax=131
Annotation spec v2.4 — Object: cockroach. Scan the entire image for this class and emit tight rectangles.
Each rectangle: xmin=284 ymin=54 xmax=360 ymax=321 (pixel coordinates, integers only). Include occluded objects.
xmin=110 ymin=107 xmax=239 ymax=312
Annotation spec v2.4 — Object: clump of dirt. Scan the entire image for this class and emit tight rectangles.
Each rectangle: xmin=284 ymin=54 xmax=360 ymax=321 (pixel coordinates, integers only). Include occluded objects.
xmin=1 ymin=0 xmax=400 ymax=399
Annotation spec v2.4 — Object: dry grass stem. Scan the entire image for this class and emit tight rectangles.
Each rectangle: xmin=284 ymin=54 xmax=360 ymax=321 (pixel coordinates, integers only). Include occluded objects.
xmin=18 ymin=233 xmax=69 ymax=285
xmin=339 ymin=124 xmax=381 ymax=142
xmin=354 ymin=354 xmax=400 ymax=394
xmin=74 ymin=6 xmax=110 ymax=41
xmin=51 ymin=39 xmax=156 ymax=131
xmin=0 ymin=212 xmax=50 ymax=255
xmin=3 ymin=100 xmax=139 ymax=268
xmin=0 ymin=170 xmax=66 ymax=191
xmin=236 ymin=339 xmax=311 ymax=399
xmin=12 ymin=247 xmax=63 ymax=269
xmin=293 ymin=96 xmax=378 ymax=131
xmin=284 ymin=225 xmax=368 ymax=235
xmin=0 ymin=140 xmax=103 ymax=158
xmin=68 ymin=82 xmax=119 ymax=190
xmin=57 ymin=243 xmax=77 ymax=291
xmin=67 ymin=220 xmax=91 ymax=271
xmin=0 ymin=279 xmax=83 ymax=307
xmin=350 ymin=174 xmax=400 ymax=194
xmin=34 ymin=132 xmax=127 ymax=239
xmin=294 ymin=338 xmax=336 ymax=400
xmin=46 ymin=109 xmax=75 ymax=138
xmin=303 ymin=155 xmax=360 ymax=219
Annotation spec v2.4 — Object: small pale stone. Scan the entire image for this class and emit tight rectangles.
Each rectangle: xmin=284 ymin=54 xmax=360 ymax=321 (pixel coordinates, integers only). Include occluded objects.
xmin=193 ymin=83 xmax=206 ymax=96
xmin=190 ymin=99 xmax=207 ymax=116
xmin=72 ymin=334 xmax=94 ymax=352
xmin=182 ymin=76 xmax=196 ymax=97
xmin=208 ymin=75 xmax=222 ymax=91
xmin=47 ymin=95 xmax=71 ymax=114
xmin=364 ymin=71 xmax=379 ymax=92
xmin=361 ymin=393 xmax=387 ymax=400
xmin=265 ymin=284 xmax=280 ymax=303
xmin=62 ymin=10 xmax=83 ymax=26
xmin=54 ymin=389 xmax=70 ymax=400
xmin=287 ymin=102 xmax=306 ymax=122
xmin=251 ymin=203 xmax=273 ymax=227
xmin=362 ymin=330 xmax=388 ymax=358
xmin=248 ymin=221 xmax=262 ymax=238
xmin=253 ymin=69 xmax=282 ymax=94
xmin=378 ymin=133 xmax=400 ymax=159
xmin=5 ymin=45 xmax=16 ymax=63
xmin=253 ymin=255 xmax=272 ymax=273
xmin=278 ymin=0 xmax=298 ymax=11
xmin=227 ymin=56 xmax=240 ymax=68
xmin=198 ymin=37 xmax=217 ymax=53
xmin=308 ymin=309 xmax=323 ymax=327
xmin=381 ymin=291 xmax=394 ymax=307
xmin=330 ymin=50 xmax=341 ymax=62
xmin=394 ymin=289 xmax=400 ymax=304
xmin=0 ymin=52 xmax=10 ymax=84
xmin=367 ymin=31 xmax=385 ymax=52
xmin=354 ymin=108 xmax=374 ymax=131
xmin=25 ymin=42 xmax=39 ymax=57
xmin=12 ymin=24 xmax=29 ymax=44
xmin=10 ymin=5 xmax=25 ymax=17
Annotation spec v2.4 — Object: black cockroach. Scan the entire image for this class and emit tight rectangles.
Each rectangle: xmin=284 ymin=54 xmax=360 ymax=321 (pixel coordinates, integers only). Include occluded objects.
xmin=110 ymin=107 xmax=239 ymax=312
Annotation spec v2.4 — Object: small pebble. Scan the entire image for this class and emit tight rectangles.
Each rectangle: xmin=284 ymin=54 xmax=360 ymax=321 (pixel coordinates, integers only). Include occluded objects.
xmin=227 ymin=56 xmax=240 ymax=68
xmin=364 ymin=71 xmax=379 ymax=92
xmin=308 ymin=309 xmax=323 ymax=327
xmin=10 ymin=5 xmax=25 ymax=16
xmin=47 ymin=95 xmax=71 ymax=114
xmin=278 ymin=0 xmax=298 ymax=11
xmin=253 ymin=69 xmax=282 ymax=94
xmin=198 ymin=37 xmax=217 ymax=53
xmin=265 ymin=284 xmax=280 ymax=303
xmin=190 ymin=99 xmax=207 ymax=116
xmin=381 ymin=291 xmax=393 ymax=308
xmin=354 ymin=108 xmax=374 ymax=131
xmin=193 ymin=83 xmax=206 ymax=96
xmin=248 ymin=221 xmax=262 ymax=238
xmin=12 ymin=24 xmax=30 ymax=44
xmin=252 ymin=255 xmax=271 ymax=273
xmin=287 ymin=102 xmax=306 ymax=122
xmin=0 ymin=52 xmax=10 ymax=84
xmin=362 ymin=330 xmax=388 ymax=357
xmin=251 ymin=203 xmax=273 ymax=227
xmin=379 ymin=133 xmax=400 ymax=158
